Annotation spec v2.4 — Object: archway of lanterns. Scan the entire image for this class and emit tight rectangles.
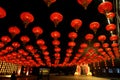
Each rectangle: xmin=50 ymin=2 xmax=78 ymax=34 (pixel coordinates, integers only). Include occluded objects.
xmin=0 ymin=0 xmax=119 ymax=69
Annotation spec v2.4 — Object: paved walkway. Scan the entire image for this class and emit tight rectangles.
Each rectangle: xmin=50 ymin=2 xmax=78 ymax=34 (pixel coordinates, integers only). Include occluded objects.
xmin=0 ymin=75 xmax=119 ymax=80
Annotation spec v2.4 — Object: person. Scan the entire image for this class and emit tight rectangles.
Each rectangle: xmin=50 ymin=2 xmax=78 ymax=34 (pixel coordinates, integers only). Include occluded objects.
xmin=10 ymin=71 xmax=17 ymax=80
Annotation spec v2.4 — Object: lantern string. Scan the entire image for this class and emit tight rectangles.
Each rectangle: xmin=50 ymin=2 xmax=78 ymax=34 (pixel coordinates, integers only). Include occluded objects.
xmin=102 ymin=0 xmax=105 ymax=2
xmin=107 ymin=18 xmax=111 ymax=24
xmin=110 ymin=31 xmax=114 ymax=36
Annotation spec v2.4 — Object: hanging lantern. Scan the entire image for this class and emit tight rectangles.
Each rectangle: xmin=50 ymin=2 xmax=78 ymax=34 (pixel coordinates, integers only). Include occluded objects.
xmin=93 ymin=42 xmax=100 ymax=48
xmin=98 ymin=35 xmax=106 ymax=43
xmin=20 ymin=35 xmax=30 ymax=44
xmin=20 ymin=12 xmax=34 ymax=28
xmin=26 ymin=56 xmax=32 ymax=60
xmin=36 ymin=39 xmax=45 ymax=46
xmin=66 ymin=53 xmax=72 ymax=57
xmin=105 ymin=48 xmax=111 ymax=52
xmin=98 ymin=1 xmax=113 ymax=14
xmin=1 ymin=36 xmax=11 ymax=44
xmin=40 ymin=45 xmax=47 ymax=51
xmin=98 ymin=48 xmax=104 ymax=53
xmin=51 ymin=31 xmax=61 ymax=39
xmin=89 ymin=22 xmax=100 ymax=34
xmin=85 ymin=33 xmax=94 ymax=42
xmin=102 ymin=43 xmax=109 ymax=48
xmin=54 ymin=47 xmax=61 ymax=53
xmin=54 ymin=53 xmax=60 ymax=57
xmin=44 ymin=0 xmax=56 ymax=7
xmin=0 ymin=7 xmax=6 ymax=18
xmin=80 ymin=43 xmax=88 ymax=49
xmin=68 ymin=41 xmax=76 ymax=48
xmin=8 ymin=26 xmax=20 ymax=38
xmin=43 ymin=51 xmax=49 ymax=56
xmin=110 ymin=35 xmax=118 ymax=42
xmin=111 ymin=43 xmax=118 ymax=47
xmin=68 ymin=32 xmax=78 ymax=41
xmin=106 ymin=24 xmax=116 ymax=35
xmin=71 ymin=19 xmax=82 ymax=32
xmin=12 ymin=42 xmax=20 ymax=49
xmin=77 ymin=0 xmax=92 ymax=10
xmin=32 ymin=26 xmax=43 ymax=38
xmin=106 ymin=12 xmax=115 ymax=20
xmin=34 ymin=54 xmax=40 ymax=58
xmin=6 ymin=46 xmax=13 ymax=52
xmin=52 ymin=40 xmax=60 ymax=46
xmin=25 ymin=45 xmax=34 ymax=52
xmin=50 ymin=12 xmax=63 ymax=27
xmin=78 ymin=49 xmax=84 ymax=53
xmin=0 ymin=42 xmax=4 ymax=48
xmin=66 ymin=48 xmax=73 ymax=53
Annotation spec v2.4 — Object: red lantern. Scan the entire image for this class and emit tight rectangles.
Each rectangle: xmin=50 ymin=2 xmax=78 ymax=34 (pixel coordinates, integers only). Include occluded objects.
xmin=32 ymin=26 xmax=43 ymax=38
xmin=105 ymin=48 xmax=111 ymax=51
xmin=80 ymin=43 xmax=88 ymax=49
xmin=0 ymin=42 xmax=4 ymax=48
xmin=111 ymin=43 xmax=118 ymax=47
xmin=93 ymin=42 xmax=100 ymax=48
xmin=98 ymin=35 xmax=106 ymax=43
xmin=54 ymin=47 xmax=61 ymax=53
xmin=43 ymin=51 xmax=49 ymax=56
xmin=98 ymin=48 xmax=104 ymax=53
xmin=54 ymin=53 xmax=60 ymax=57
xmin=106 ymin=12 xmax=115 ymax=20
xmin=20 ymin=12 xmax=34 ymax=28
xmin=85 ymin=33 xmax=94 ymax=41
xmin=18 ymin=49 xmax=24 ymax=54
xmin=44 ymin=0 xmax=56 ymax=7
xmin=27 ymin=56 xmax=32 ymax=60
xmin=22 ymin=52 xmax=29 ymax=56
xmin=51 ymin=31 xmax=61 ymax=39
xmin=71 ymin=19 xmax=82 ymax=32
xmin=75 ymin=53 xmax=81 ymax=57
xmin=36 ymin=39 xmax=45 ymax=46
xmin=11 ymin=52 xmax=17 ymax=57
xmin=1 ymin=36 xmax=11 ymax=44
xmin=89 ymin=22 xmax=100 ymax=33
xmin=78 ymin=49 xmax=84 ymax=53
xmin=68 ymin=32 xmax=78 ymax=41
xmin=68 ymin=41 xmax=76 ymax=48
xmin=66 ymin=48 xmax=73 ymax=53
xmin=12 ymin=42 xmax=20 ymax=48
xmin=50 ymin=12 xmax=63 ymax=27
xmin=25 ymin=45 xmax=34 ymax=52
xmin=66 ymin=53 xmax=72 ymax=57
xmin=8 ymin=26 xmax=20 ymax=38
xmin=20 ymin=35 xmax=30 ymax=44
xmin=0 ymin=7 xmax=6 ymax=18
xmin=98 ymin=1 xmax=113 ymax=14
xmin=106 ymin=24 xmax=116 ymax=32
xmin=52 ymin=40 xmax=60 ymax=46
xmin=31 ymin=49 xmax=37 ymax=54
xmin=40 ymin=45 xmax=47 ymax=51
xmin=110 ymin=35 xmax=118 ymax=41
xmin=6 ymin=46 xmax=13 ymax=52
xmin=34 ymin=54 xmax=40 ymax=58
xmin=102 ymin=43 xmax=109 ymax=48
xmin=77 ymin=0 xmax=92 ymax=10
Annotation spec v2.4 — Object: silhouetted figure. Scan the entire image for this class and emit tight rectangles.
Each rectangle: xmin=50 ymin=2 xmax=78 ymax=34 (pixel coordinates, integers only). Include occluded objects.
xmin=10 ymin=71 xmax=17 ymax=80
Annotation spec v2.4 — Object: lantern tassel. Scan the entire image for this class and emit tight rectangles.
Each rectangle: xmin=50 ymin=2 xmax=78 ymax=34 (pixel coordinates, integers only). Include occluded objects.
xmin=24 ymin=22 xmax=29 ymax=29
